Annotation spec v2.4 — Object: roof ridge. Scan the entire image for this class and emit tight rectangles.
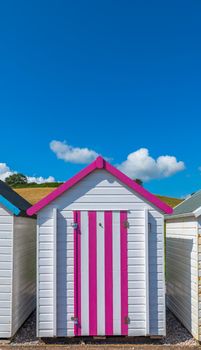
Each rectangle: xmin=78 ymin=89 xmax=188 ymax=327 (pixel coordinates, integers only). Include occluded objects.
xmin=172 ymin=188 xmax=201 ymax=217
xmin=173 ymin=189 xmax=201 ymax=209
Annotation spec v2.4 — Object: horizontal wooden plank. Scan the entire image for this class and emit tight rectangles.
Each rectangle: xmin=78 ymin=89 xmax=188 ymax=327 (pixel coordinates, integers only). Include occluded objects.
xmin=39 ymin=298 xmax=53 ymax=306
xmin=38 ymin=321 xmax=53 ymax=330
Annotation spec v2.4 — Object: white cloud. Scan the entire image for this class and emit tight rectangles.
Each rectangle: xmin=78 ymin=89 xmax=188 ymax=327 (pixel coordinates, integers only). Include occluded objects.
xmin=50 ymin=141 xmax=185 ymax=181
xmin=0 ymin=146 xmax=185 ymax=185
xmin=117 ymin=148 xmax=185 ymax=181
xmin=0 ymin=162 xmax=55 ymax=184
xmin=26 ymin=176 xmax=55 ymax=184
xmin=50 ymin=140 xmax=98 ymax=164
xmin=0 ymin=163 xmax=13 ymax=181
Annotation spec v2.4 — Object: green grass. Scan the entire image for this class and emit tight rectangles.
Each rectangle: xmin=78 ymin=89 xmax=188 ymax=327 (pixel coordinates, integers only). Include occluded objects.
xmin=14 ymin=185 xmax=184 ymax=208
xmin=156 ymin=195 xmax=183 ymax=208
xmin=12 ymin=182 xmax=62 ymax=188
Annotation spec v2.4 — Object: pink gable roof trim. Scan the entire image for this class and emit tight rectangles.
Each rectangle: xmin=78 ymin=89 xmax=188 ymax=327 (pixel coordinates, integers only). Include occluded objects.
xmin=27 ymin=156 xmax=173 ymax=216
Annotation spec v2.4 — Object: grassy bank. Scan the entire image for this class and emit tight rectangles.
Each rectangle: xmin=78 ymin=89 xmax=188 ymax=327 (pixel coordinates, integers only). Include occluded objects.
xmin=14 ymin=187 xmax=183 ymax=207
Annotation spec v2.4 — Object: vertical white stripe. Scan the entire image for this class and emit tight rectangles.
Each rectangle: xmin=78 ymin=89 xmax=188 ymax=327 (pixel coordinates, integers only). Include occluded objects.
xmin=161 ymin=218 xmax=166 ymax=336
xmin=53 ymin=208 xmax=57 ymax=336
xmin=81 ymin=211 xmax=89 ymax=335
xmin=67 ymin=211 xmax=74 ymax=337
xmin=127 ymin=210 xmax=146 ymax=336
xmin=112 ymin=211 xmax=121 ymax=335
xmin=97 ymin=211 xmax=105 ymax=335
xmin=144 ymin=209 xmax=149 ymax=335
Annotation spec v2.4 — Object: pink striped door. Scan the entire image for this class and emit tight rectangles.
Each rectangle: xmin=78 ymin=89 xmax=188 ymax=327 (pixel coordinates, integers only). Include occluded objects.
xmin=73 ymin=210 xmax=128 ymax=336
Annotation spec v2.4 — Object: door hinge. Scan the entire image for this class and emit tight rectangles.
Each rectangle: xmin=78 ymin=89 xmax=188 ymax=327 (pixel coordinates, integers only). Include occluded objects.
xmin=124 ymin=316 xmax=130 ymax=324
xmin=123 ymin=220 xmax=130 ymax=229
xmin=71 ymin=222 xmax=78 ymax=229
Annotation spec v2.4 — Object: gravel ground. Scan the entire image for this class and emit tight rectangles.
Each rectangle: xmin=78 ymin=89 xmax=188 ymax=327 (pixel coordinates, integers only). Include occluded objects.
xmin=162 ymin=310 xmax=198 ymax=346
xmin=3 ymin=309 xmax=198 ymax=347
xmin=10 ymin=311 xmax=39 ymax=346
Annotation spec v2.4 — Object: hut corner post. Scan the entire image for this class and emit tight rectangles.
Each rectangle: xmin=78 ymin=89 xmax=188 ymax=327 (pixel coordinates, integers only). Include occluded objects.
xmin=53 ymin=208 xmax=57 ymax=337
xmin=144 ymin=209 xmax=149 ymax=336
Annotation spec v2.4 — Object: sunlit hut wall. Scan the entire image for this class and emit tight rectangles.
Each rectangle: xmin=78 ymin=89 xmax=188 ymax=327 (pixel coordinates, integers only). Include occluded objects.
xmin=0 ymin=180 xmax=36 ymax=338
xmin=166 ymin=190 xmax=201 ymax=341
xmin=27 ymin=157 xmax=172 ymax=338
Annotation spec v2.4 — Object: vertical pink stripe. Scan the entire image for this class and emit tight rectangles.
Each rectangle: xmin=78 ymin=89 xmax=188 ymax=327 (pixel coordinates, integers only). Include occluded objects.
xmin=104 ymin=211 xmax=113 ymax=335
xmin=120 ymin=211 xmax=128 ymax=335
xmin=73 ymin=211 xmax=77 ymax=336
xmin=74 ymin=211 xmax=81 ymax=336
xmin=88 ymin=211 xmax=97 ymax=335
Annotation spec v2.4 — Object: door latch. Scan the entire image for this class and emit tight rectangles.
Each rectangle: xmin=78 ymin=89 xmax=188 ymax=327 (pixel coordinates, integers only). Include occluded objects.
xmin=71 ymin=316 xmax=79 ymax=324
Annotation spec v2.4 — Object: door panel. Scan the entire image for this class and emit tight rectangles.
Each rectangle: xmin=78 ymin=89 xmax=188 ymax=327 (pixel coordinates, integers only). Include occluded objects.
xmin=73 ymin=210 xmax=128 ymax=336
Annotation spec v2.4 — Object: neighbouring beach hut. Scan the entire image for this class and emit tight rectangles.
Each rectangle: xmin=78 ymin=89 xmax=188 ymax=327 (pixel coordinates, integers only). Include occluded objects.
xmin=0 ymin=181 xmax=36 ymax=338
xmin=27 ymin=156 xmax=172 ymax=338
xmin=166 ymin=190 xmax=201 ymax=341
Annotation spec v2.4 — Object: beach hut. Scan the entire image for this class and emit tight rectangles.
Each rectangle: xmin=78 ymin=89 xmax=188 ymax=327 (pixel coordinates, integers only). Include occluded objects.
xmin=0 ymin=180 xmax=36 ymax=338
xmin=27 ymin=156 xmax=172 ymax=338
xmin=166 ymin=190 xmax=201 ymax=341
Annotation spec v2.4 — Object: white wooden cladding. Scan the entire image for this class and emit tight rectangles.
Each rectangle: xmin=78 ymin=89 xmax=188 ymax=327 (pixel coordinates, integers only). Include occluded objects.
xmin=144 ymin=209 xmax=149 ymax=335
xmin=53 ymin=208 xmax=57 ymax=336
xmin=0 ymin=205 xmax=13 ymax=338
xmin=166 ymin=217 xmax=199 ymax=340
xmin=11 ymin=216 xmax=36 ymax=336
xmin=166 ymin=215 xmax=201 ymax=341
xmin=0 ymin=203 xmax=36 ymax=338
xmin=37 ymin=169 xmax=165 ymax=337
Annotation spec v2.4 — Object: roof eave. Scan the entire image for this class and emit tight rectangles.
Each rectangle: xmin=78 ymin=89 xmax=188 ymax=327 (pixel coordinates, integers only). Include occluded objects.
xmin=0 ymin=195 xmax=20 ymax=216
xmin=166 ymin=205 xmax=201 ymax=220
xmin=165 ymin=212 xmax=195 ymax=220
xmin=194 ymin=206 xmax=201 ymax=218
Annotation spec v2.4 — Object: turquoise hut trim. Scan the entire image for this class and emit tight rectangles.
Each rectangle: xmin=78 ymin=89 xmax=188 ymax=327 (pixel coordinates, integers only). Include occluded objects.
xmin=0 ymin=195 xmax=20 ymax=215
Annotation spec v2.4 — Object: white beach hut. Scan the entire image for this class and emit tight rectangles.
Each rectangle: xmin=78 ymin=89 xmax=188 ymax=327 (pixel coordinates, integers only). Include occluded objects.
xmin=0 ymin=180 xmax=36 ymax=338
xmin=27 ymin=156 xmax=172 ymax=338
xmin=166 ymin=190 xmax=201 ymax=341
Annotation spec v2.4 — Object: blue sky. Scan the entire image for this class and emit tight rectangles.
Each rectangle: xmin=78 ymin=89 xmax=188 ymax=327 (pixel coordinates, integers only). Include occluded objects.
xmin=0 ymin=0 xmax=200 ymax=198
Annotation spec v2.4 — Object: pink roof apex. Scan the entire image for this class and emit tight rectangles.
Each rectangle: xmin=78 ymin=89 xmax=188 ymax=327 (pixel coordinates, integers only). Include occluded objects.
xmin=27 ymin=157 xmax=173 ymax=216
xmin=95 ymin=156 xmax=105 ymax=169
